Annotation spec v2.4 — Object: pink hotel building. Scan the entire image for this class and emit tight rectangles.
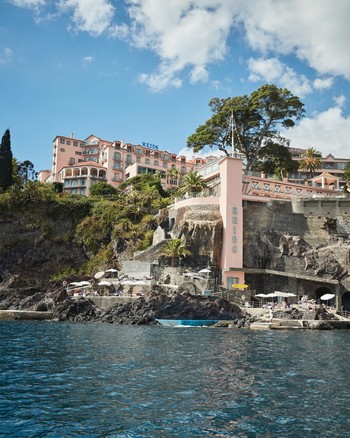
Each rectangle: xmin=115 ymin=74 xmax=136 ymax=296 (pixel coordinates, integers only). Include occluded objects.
xmin=39 ymin=134 xmax=343 ymax=290
xmin=39 ymin=134 xmax=213 ymax=194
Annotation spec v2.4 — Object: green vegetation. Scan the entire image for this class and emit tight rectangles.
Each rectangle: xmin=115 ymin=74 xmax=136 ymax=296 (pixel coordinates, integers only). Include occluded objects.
xmin=187 ymin=84 xmax=305 ymax=171
xmin=0 ymin=129 xmax=13 ymax=191
xmin=89 ymin=181 xmax=120 ymax=199
xmin=160 ymin=238 xmax=191 ymax=267
xmin=178 ymin=170 xmax=208 ymax=197
xmin=299 ymin=147 xmax=322 ymax=178
xmin=253 ymin=139 xmax=299 ymax=179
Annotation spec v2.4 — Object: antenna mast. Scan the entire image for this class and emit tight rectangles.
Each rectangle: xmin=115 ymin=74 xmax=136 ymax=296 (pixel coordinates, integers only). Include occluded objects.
xmin=231 ymin=110 xmax=235 ymax=157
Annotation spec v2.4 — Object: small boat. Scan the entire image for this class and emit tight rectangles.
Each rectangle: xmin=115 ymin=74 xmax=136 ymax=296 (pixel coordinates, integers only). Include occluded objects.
xmin=155 ymin=319 xmax=221 ymax=327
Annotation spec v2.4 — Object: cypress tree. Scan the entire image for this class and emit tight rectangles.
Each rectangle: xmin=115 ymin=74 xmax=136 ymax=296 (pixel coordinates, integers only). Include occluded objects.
xmin=0 ymin=129 xmax=13 ymax=190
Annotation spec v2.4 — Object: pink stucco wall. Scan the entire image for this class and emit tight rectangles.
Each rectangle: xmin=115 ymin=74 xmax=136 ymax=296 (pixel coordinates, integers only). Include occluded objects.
xmin=219 ymin=157 xmax=245 ymax=288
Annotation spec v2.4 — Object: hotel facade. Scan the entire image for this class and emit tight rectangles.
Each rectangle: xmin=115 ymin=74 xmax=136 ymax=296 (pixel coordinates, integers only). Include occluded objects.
xmin=39 ymin=134 xmax=213 ymax=195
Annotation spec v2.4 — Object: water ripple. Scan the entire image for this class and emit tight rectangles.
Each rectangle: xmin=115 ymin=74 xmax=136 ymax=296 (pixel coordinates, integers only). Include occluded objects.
xmin=1 ymin=322 xmax=350 ymax=437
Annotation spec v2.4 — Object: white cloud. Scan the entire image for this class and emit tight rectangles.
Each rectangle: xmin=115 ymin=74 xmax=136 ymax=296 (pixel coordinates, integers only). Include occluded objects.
xmin=0 ymin=48 xmax=13 ymax=65
xmin=333 ymin=95 xmax=346 ymax=108
xmin=10 ymin=0 xmax=350 ymax=92
xmin=247 ymin=57 xmax=312 ymax=97
xmin=313 ymin=77 xmax=334 ymax=91
xmin=57 ymin=0 xmax=115 ymax=36
xmin=239 ymin=0 xmax=350 ymax=80
xmin=82 ymin=55 xmax=93 ymax=64
xmin=108 ymin=23 xmax=129 ymax=39
xmin=10 ymin=0 xmax=45 ymax=7
xmin=123 ymin=0 xmax=350 ymax=91
xmin=177 ymin=146 xmax=224 ymax=160
xmin=283 ymin=99 xmax=350 ymax=158
xmin=126 ymin=0 xmax=234 ymax=91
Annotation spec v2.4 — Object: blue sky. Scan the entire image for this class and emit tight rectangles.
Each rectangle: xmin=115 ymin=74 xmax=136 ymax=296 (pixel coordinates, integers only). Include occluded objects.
xmin=1 ymin=0 xmax=350 ymax=172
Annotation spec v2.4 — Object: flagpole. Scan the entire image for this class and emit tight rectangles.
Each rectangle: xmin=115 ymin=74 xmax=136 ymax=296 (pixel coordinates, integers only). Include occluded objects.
xmin=231 ymin=110 xmax=235 ymax=157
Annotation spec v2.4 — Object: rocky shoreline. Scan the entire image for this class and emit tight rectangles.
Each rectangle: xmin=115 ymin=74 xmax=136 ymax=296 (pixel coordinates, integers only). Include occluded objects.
xmin=0 ymin=284 xmax=345 ymax=329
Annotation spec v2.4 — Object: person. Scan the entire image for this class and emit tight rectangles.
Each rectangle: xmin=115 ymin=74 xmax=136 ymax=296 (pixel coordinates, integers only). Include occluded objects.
xmin=269 ymin=308 xmax=273 ymax=322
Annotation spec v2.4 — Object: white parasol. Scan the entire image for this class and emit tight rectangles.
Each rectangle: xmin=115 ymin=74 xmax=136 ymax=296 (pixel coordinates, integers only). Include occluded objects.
xmin=98 ymin=281 xmax=112 ymax=286
xmin=94 ymin=271 xmax=105 ymax=279
xmin=320 ymin=293 xmax=335 ymax=301
xmin=273 ymin=291 xmax=290 ymax=297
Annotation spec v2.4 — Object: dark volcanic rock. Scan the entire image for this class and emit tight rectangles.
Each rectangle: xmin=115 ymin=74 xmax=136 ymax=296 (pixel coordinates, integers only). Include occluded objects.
xmin=51 ymin=297 xmax=102 ymax=322
xmin=99 ymin=291 xmax=244 ymax=325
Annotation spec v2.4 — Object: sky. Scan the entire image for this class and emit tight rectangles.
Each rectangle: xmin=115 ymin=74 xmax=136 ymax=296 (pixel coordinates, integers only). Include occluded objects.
xmin=1 ymin=0 xmax=350 ymax=172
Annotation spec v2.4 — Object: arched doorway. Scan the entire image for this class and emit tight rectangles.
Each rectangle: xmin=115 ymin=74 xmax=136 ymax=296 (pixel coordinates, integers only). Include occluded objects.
xmin=314 ymin=286 xmax=334 ymax=305
xmin=341 ymin=292 xmax=350 ymax=311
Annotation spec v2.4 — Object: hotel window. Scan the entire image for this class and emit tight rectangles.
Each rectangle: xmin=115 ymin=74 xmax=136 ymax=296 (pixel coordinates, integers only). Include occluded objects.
xmin=135 ymin=149 xmax=142 ymax=154
xmin=136 ymin=157 xmax=141 ymax=163
xmin=60 ymin=148 xmax=65 ymax=152
xmin=114 ymin=152 xmax=121 ymax=160
xmin=163 ymin=162 xmax=168 ymax=169
xmin=67 ymin=140 xmax=71 ymax=145
xmin=145 ymin=158 xmax=150 ymax=164
xmin=126 ymin=154 xmax=132 ymax=163
xmin=74 ymin=141 xmax=78 ymax=147
xmin=154 ymin=160 xmax=159 ymax=166
xmin=162 ymin=154 xmax=169 ymax=160
xmin=60 ymin=138 xmax=65 ymax=144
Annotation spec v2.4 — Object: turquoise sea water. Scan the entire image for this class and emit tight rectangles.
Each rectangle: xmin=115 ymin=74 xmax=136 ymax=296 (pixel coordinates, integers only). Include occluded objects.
xmin=1 ymin=321 xmax=350 ymax=437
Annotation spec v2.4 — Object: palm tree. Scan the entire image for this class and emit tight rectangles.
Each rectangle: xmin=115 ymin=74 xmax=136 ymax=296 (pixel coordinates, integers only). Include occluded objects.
xmin=160 ymin=238 xmax=191 ymax=267
xmin=299 ymin=148 xmax=322 ymax=178
xmin=178 ymin=170 xmax=207 ymax=197
xmin=166 ymin=166 xmax=180 ymax=186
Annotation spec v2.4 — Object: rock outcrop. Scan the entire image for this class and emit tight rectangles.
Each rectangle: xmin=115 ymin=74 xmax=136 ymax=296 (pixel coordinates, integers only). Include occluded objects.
xmin=48 ymin=290 xmax=245 ymax=325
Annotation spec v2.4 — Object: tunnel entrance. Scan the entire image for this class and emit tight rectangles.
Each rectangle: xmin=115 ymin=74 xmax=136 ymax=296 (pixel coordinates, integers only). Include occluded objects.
xmin=341 ymin=292 xmax=350 ymax=311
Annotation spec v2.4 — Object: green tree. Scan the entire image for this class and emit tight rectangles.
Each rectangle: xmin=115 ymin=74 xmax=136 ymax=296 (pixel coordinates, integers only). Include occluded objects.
xmin=160 ymin=238 xmax=191 ymax=267
xmin=0 ymin=129 xmax=13 ymax=190
xmin=253 ymin=139 xmax=299 ymax=179
xmin=299 ymin=147 xmax=322 ymax=178
xmin=343 ymin=162 xmax=350 ymax=184
xmin=119 ymin=173 xmax=168 ymax=198
xmin=177 ymin=170 xmax=207 ymax=197
xmin=166 ymin=166 xmax=180 ymax=186
xmin=89 ymin=181 xmax=120 ymax=198
xmin=187 ymin=84 xmax=305 ymax=171
xmin=17 ymin=160 xmax=38 ymax=185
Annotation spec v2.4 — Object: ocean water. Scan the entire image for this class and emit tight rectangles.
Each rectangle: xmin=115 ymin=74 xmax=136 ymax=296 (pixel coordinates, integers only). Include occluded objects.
xmin=1 ymin=322 xmax=350 ymax=437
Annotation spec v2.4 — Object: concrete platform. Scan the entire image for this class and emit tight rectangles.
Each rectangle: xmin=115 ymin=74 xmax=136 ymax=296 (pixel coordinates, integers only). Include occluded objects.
xmin=0 ymin=310 xmax=53 ymax=321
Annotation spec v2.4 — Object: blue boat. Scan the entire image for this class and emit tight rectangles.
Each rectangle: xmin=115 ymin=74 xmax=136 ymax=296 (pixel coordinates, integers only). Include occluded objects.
xmin=155 ymin=319 xmax=221 ymax=327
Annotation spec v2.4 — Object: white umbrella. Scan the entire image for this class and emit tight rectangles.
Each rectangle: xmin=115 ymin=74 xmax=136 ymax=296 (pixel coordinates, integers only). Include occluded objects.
xmin=77 ymin=281 xmax=91 ymax=286
xmin=256 ymin=293 xmax=268 ymax=297
xmin=134 ymin=280 xmax=149 ymax=286
xmin=320 ymin=293 xmax=335 ymax=301
xmin=106 ymin=268 xmax=118 ymax=272
xmin=273 ymin=291 xmax=290 ymax=297
xmin=98 ymin=281 xmax=112 ymax=286
xmin=198 ymin=268 xmax=211 ymax=273
xmin=121 ymin=280 xmax=134 ymax=285
xmin=94 ymin=271 xmax=105 ymax=279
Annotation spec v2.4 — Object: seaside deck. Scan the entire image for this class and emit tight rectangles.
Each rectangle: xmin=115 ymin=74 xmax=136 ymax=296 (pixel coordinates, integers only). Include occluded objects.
xmin=0 ymin=310 xmax=53 ymax=321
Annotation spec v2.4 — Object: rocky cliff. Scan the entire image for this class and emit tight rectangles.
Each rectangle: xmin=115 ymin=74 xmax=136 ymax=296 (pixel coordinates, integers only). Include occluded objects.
xmin=0 ymin=215 xmax=88 ymax=292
